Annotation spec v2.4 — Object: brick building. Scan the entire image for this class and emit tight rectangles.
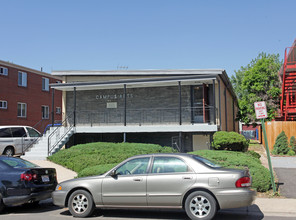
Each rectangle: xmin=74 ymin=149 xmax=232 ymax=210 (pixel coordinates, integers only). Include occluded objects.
xmin=48 ymin=69 xmax=238 ymax=152
xmin=0 ymin=60 xmax=62 ymax=132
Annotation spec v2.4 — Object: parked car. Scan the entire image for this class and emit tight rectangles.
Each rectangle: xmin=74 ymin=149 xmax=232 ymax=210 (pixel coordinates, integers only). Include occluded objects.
xmin=52 ymin=153 xmax=256 ymax=220
xmin=0 ymin=126 xmax=41 ymax=156
xmin=0 ymin=156 xmax=57 ymax=212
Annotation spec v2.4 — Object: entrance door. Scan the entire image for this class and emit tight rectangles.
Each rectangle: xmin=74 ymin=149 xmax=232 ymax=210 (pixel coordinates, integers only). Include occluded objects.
xmin=192 ymin=85 xmax=208 ymax=123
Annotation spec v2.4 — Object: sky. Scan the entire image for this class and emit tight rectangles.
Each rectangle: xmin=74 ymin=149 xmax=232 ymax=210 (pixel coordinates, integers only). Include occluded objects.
xmin=1 ymin=0 xmax=296 ymax=77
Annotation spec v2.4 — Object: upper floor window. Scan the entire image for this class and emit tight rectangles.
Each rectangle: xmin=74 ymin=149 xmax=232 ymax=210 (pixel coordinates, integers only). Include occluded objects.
xmin=42 ymin=77 xmax=49 ymax=91
xmin=0 ymin=67 xmax=8 ymax=76
xmin=17 ymin=102 xmax=27 ymax=118
xmin=42 ymin=105 xmax=49 ymax=119
xmin=0 ymin=100 xmax=7 ymax=109
xmin=18 ymin=71 xmax=27 ymax=87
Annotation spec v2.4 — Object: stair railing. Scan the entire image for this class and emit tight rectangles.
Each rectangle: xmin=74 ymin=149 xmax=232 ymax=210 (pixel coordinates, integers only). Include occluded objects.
xmin=48 ymin=113 xmax=74 ymax=156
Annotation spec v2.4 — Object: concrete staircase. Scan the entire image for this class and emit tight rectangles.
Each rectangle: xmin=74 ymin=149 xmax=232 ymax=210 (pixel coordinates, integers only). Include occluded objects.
xmin=22 ymin=126 xmax=74 ymax=160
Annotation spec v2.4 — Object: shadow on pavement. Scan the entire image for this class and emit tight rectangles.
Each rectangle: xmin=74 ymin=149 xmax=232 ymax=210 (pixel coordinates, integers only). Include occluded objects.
xmin=59 ymin=205 xmax=264 ymax=219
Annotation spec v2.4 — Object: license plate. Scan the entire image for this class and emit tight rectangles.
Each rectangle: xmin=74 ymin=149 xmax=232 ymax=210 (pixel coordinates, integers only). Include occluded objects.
xmin=41 ymin=175 xmax=50 ymax=182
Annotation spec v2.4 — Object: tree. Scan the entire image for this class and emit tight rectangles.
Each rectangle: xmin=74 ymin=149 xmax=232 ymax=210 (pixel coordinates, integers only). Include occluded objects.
xmin=231 ymin=52 xmax=282 ymax=124
xmin=272 ymin=131 xmax=289 ymax=155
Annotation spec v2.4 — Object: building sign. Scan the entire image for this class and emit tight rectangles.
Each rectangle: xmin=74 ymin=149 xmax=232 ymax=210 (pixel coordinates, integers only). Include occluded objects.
xmin=254 ymin=101 xmax=268 ymax=119
xmin=107 ymin=102 xmax=117 ymax=109
xmin=96 ymin=93 xmax=133 ymax=100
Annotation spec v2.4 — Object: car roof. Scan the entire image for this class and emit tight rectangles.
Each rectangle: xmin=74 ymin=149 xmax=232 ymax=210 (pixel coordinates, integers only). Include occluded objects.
xmin=0 ymin=125 xmax=32 ymax=129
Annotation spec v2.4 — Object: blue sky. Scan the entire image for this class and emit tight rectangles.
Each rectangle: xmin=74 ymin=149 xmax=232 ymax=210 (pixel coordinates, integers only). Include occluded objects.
xmin=1 ymin=0 xmax=296 ymax=76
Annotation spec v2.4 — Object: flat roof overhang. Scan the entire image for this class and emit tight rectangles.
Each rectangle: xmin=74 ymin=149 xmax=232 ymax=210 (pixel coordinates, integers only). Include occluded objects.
xmin=50 ymin=74 xmax=218 ymax=91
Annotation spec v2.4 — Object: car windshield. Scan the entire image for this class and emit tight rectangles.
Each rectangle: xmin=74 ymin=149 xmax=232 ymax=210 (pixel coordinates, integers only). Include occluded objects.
xmin=0 ymin=157 xmax=39 ymax=168
xmin=192 ymin=155 xmax=221 ymax=168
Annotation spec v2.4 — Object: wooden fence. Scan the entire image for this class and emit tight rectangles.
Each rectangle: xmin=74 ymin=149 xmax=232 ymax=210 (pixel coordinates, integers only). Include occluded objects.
xmin=263 ymin=121 xmax=296 ymax=150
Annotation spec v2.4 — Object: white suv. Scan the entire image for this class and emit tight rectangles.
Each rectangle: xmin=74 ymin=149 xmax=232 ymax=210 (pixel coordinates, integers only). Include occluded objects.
xmin=0 ymin=126 xmax=41 ymax=156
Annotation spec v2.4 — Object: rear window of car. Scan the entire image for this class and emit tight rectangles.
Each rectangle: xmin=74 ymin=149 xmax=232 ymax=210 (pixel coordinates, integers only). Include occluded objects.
xmin=192 ymin=155 xmax=221 ymax=168
xmin=0 ymin=157 xmax=39 ymax=168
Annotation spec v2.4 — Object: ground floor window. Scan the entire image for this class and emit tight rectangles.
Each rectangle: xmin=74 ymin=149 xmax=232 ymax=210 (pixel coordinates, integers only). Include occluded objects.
xmin=42 ymin=106 xmax=49 ymax=119
xmin=17 ymin=102 xmax=27 ymax=117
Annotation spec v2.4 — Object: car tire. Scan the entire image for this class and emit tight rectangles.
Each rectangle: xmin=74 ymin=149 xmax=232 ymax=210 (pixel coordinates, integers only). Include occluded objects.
xmin=68 ymin=190 xmax=95 ymax=218
xmin=3 ymin=147 xmax=14 ymax=156
xmin=184 ymin=191 xmax=217 ymax=220
xmin=0 ymin=195 xmax=4 ymax=213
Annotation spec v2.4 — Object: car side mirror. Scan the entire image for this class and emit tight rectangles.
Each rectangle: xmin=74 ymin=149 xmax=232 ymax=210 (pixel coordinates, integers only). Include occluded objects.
xmin=110 ymin=169 xmax=117 ymax=177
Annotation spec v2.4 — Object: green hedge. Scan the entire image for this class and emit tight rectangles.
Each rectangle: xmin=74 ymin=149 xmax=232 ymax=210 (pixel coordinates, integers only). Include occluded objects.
xmin=48 ymin=142 xmax=176 ymax=174
xmin=212 ymin=131 xmax=249 ymax=152
xmin=49 ymin=142 xmax=271 ymax=192
xmin=190 ymin=150 xmax=271 ymax=192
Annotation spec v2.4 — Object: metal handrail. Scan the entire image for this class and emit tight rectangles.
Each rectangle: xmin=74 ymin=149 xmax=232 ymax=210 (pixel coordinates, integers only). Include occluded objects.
xmin=74 ymin=106 xmax=219 ymax=126
xmin=48 ymin=113 xmax=74 ymax=156
xmin=21 ymin=118 xmax=50 ymax=154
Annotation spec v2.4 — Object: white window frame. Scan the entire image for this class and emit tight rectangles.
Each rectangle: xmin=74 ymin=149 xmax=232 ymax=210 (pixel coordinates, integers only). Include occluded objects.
xmin=18 ymin=71 xmax=27 ymax=87
xmin=42 ymin=77 xmax=49 ymax=91
xmin=0 ymin=67 xmax=8 ymax=76
xmin=0 ymin=100 xmax=7 ymax=109
xmin=56 ymin=107 xmax=61 ymax=114
xmin=42 ymin=105 xmax=49 ymax=119
xmin=17 ymin=102 xmax=27 ymax=118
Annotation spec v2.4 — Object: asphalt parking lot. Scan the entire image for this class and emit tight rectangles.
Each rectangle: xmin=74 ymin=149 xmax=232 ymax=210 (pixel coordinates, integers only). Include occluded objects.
xmin=271 ymin=156 xmax=296 ymax=198
xmin=1 ymin=199 xmax=296 ymax=220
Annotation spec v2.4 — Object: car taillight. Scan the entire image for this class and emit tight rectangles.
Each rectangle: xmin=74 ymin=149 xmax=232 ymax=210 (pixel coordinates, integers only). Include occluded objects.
xmin=21 ymin=173 xmax=37 ymax=182
xmin=236 ymin=176 xmax=251 ymax=188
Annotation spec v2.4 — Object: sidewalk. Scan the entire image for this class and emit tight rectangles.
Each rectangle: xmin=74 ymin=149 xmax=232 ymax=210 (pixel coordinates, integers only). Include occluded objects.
xmin=30 ymin=160 xmax=77 ymax=183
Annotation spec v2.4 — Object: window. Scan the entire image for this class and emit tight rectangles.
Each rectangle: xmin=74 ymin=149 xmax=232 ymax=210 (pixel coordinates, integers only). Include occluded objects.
xmin=0 ymin=100 xmax=7 ymax=109
xmin=115 ymin=157 xmax=150 ymax=175
xmin=17 ymin=103 xmax=27 ymax=117
xmin=11 ymin=127 xmax=27 ymax=137
xmin=18 ymin=71 xmax=27 ymax=87
xmin=56 ymin=107 xmax=61 ymax=114
xmin=42 ymin=77 xmax=49 ymax=91
xmin=0 ymin=128 xmax=12 ymax=137
xmin=152 ymin=157 xmax=189 ymax=173
xmin=42 ymin=106 xmax=49 ymax=119
xmin=0 ymin=67 xmax=8 ymax=76
xmin=26 ymin=127 xmax=40 ymax=137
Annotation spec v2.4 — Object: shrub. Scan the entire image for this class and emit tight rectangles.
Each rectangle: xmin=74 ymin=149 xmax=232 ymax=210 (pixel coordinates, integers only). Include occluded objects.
xmin=290 ymin=136 xmax=296 ymax=153
xmin=48 ymin=142 xmax=176 ymax=173
xmin=190 ymin=150 xmax=271 ymax=192
xmin=246 ymin=150 xmax=261 ymax=159
xmin=272 ymin=131 xmax=289 ymax=155
xmin=287 ymin=149 xmax=296 ymax=156
xmin=78 ymin=163 xmax=117 ymax=177
xmin=212 ymin=131 xmax=249 ymax=152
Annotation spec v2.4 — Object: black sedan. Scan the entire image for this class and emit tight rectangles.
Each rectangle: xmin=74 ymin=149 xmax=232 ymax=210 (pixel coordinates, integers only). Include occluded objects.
xmin=0 ymin=156 xmax=57 ymax=212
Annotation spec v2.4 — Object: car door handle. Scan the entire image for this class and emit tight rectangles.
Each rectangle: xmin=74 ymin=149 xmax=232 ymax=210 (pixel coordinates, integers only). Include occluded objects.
xmin=182 ymin=176 xmax=193 ymax=180
xmin=133 ymin=178 xmax=143 ymax=181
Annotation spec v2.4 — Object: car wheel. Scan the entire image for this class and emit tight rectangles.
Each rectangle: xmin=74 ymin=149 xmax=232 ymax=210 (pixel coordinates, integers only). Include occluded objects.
xmin=68 ymin=190 xmax=95 ymax=218
xmin=0 ymin=195 xmax=4 ymax=213
xmin=3 ymin=147 xmax=14 ymax=156
xmin=185 ymin=191 xmax=217 ymax=220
